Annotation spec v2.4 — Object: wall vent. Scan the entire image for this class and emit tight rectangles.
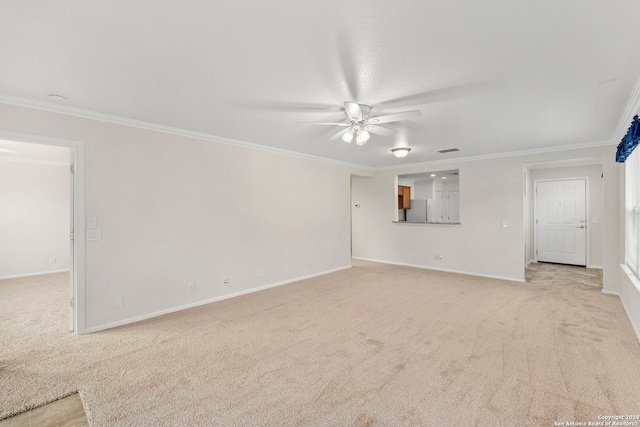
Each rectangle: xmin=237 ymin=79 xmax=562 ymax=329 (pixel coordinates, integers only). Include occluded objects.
xmin=437 ymin=148 xmax=460 ymax=154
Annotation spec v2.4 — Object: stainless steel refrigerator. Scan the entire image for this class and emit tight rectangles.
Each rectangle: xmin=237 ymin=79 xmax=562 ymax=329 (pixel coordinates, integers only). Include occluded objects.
xmin=406 ymin=199 xmax=434 ymax=222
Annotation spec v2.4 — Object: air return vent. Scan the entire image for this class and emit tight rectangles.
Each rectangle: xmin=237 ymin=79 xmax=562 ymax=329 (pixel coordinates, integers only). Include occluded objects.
xmin=437 ymin=148 xmax=460 ymax=154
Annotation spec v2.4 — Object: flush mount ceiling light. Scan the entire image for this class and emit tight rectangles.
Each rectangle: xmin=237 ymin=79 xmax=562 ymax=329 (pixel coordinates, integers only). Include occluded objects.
xmin=391 ymin=147 xmax=411 ymax=158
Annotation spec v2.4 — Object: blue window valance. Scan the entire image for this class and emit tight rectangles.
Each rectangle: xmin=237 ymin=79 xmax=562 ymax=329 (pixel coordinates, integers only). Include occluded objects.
xmin=616 ymin=115 xmax=640 ymax=163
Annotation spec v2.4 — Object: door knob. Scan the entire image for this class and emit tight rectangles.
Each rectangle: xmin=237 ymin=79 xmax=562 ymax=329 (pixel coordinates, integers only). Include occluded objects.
xmin=576 ymin=225 xmax=585 ymax=229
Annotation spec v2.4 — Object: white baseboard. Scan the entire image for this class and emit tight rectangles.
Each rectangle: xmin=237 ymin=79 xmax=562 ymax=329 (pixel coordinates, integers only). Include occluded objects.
xmin=82 ymin=265 xmax=352 ymax=334
xmin=526 ymin=259 xmax=535 ymax=266
xmin=602 ymin=288 xmax=640 ymax=344
xmin=615 ymin=264 xmax=640 ymax=344
xmin=619 ymin=295 xmax=640 ymax=344
xmin=588 ymin=265 xmax=604 ymax=269
xmin=351 ymin=257 xmax=525 ymax=283
xmin=0 ymin=269 xmax=70 ymax=280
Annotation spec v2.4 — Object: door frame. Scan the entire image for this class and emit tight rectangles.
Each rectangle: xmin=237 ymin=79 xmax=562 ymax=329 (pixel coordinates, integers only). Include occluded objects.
xmin=0 ymin=130 xmax=85 ymax=334
xmin=533 ymin=177 xmax=589 ymax=267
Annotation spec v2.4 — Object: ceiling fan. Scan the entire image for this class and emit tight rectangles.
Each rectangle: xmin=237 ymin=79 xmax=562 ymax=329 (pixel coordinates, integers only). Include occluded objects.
xmin=299 ymin=101 xmax=421 ymax=145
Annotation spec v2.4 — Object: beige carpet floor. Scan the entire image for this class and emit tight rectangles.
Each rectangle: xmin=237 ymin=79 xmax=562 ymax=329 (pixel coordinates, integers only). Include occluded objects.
xmin=1 ymin=261 xmax=639 ymax=426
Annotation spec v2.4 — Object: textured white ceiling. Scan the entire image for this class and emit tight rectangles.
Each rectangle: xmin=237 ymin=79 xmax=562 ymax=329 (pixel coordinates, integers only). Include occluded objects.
xmin=1 ymin=1 xmax=639 ymax=168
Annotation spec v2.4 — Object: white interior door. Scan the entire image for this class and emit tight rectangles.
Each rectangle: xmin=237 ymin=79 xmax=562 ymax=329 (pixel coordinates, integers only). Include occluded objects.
xmin=536 ymin=179 xmax=586 ymax=266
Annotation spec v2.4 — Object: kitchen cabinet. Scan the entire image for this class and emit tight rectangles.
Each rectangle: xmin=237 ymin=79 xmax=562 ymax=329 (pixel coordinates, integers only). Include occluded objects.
xmin=398 ymin=185 xmax=411 ymax=209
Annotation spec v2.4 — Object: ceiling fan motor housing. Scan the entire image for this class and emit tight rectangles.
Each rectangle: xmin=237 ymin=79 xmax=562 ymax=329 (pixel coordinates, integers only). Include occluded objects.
xmin=356 ymin=104 xmax=372 ymax=121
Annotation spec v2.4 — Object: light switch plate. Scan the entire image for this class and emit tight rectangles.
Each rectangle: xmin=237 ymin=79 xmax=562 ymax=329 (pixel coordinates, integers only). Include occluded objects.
xmin=87 ymin=217 xmax=97 ymax=229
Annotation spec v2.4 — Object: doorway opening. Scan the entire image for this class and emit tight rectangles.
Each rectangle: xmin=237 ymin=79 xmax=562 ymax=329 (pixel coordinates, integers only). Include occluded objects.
xmin=523 ymin=158 xmax=604 ymax=278
xmin=0 ymin=132 xmax=84 ymax=334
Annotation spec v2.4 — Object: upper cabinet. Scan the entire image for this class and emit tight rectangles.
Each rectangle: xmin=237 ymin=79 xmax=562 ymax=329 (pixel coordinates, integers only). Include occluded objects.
xmin=398 ymin=185 xmax=411 ymax=209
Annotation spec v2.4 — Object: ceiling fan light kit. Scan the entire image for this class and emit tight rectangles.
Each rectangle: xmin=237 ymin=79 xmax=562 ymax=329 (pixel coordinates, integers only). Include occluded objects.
xmin=341 ymin=127 xmax=355 ymax=143
xmin=355 ymin=127 xmax=370 ymax=145
xmin=391 ymin=147 xmax=411 ymax=158
xmin=300 ymin=101 xmax=421 ymax=146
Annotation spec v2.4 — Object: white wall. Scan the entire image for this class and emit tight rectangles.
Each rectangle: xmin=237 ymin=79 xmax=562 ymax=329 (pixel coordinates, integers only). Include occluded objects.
xmin=0 ymin=160 xmax=70 ymax=278
xmin=0 ymin=102 xmax=367 ymax=332
xmin=352 ymin=145 xmax=618 ymax=283
xmin=614 ymin=159 xmax=640 ymax=342
xmin=528 ymin=164 xmax=604 ymax=267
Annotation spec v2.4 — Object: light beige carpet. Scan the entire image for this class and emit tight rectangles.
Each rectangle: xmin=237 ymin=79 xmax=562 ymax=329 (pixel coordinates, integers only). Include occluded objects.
xmin=1 ymin=261 xmax=639 ymax=426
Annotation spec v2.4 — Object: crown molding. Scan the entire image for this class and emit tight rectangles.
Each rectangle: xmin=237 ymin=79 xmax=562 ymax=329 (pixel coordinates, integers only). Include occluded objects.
xmin=375 ymin=140 xmax=614 ymax=171
xmin=0 ymin=95 xmax=374 ymax=173
xmin=614 ymin=75 xmax=640 ymax=143
xmin=0 ymin=94 xmax=618 ymax=174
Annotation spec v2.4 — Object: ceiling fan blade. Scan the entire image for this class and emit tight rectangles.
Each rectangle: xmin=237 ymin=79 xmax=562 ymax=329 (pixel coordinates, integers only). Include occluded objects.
xmin=344 ymin=102 xmax=363 ymax=121
xmin=376 ymin=81 xmax=491 ymax=107
xmin=366 ymin=125 xmax=395 ymax=137
xmin=227 ymin=99 xmax=339 ymax=112
xmin=366 ymin=110 xmax=421 ymax=125
xmin=297 ymin=122 xmax=351 ymax=126
xmin=337 ymin=32 xmax=361 ymax=101
xmin=329 ymin=128 xmax=348 ymax=140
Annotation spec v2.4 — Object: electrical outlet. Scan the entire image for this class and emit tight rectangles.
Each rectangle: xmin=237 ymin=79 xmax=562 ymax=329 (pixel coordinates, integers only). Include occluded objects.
xmin=437 ymin=254 xmax=443 ymax=261
xmin=188 ymin=282 xmax=195 ymax=293
xmin=222 ymin=276 xmax=229 ymax=284
xmin=115 ymin=296 xmax=124 ymax=308
xmin=50 ymin=257 xmax=57 ymax=264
